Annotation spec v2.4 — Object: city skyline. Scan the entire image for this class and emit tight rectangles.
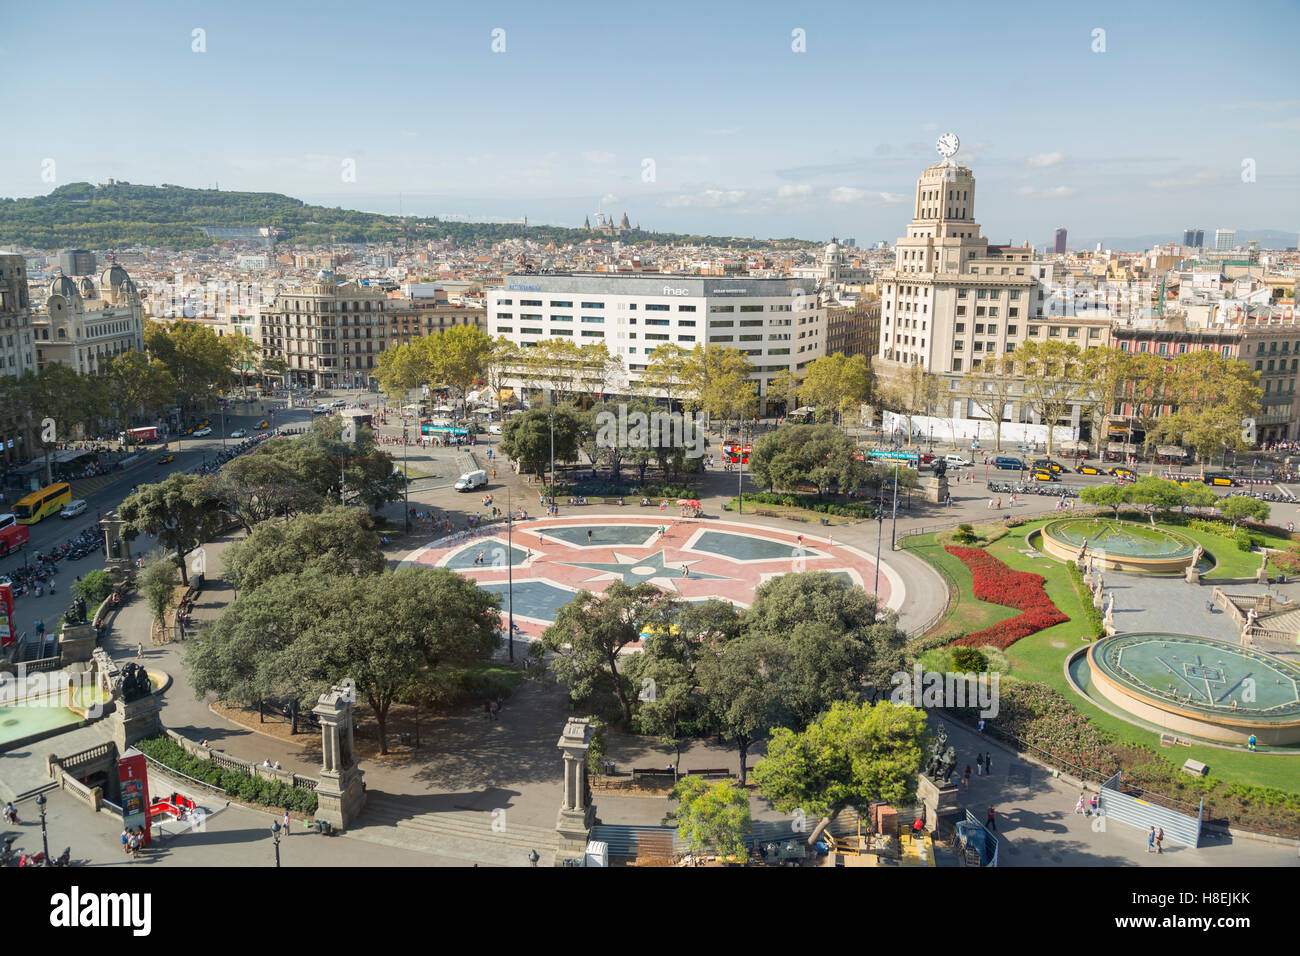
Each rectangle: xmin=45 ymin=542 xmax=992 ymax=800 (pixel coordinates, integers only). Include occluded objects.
xmin=3 ymin=0 xmax=1299 ymax=244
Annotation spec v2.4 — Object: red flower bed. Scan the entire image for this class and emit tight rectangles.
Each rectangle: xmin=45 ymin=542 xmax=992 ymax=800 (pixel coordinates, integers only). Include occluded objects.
xmin=944 ymin=545 xmax=1068 ymax=649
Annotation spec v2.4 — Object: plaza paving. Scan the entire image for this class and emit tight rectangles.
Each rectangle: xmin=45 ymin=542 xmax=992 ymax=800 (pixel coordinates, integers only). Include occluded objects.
xmin=6 ymin=422 xmax=1298 ymax=866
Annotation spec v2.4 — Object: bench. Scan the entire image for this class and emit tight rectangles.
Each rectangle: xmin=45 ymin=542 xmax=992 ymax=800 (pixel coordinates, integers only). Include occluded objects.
xmin=682 ymin=768 xmax=732 ymax=778
xmin=631 ymin=768 xmax=677 ymax=782
xmin=1182 ymin=759 xmax=1209 ymax=777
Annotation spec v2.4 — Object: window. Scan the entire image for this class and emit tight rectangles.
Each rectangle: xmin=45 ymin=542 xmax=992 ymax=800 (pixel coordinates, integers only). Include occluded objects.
xmin=711 ymin=320 xmax=734 ymax=328
xmin=989 ymin=308 xmax=999 ymax=318
xmin=519 ymin=299 xmax=542 ymax=307
xmin=1255 ymin=360 xmax=1263 ymax=371
xmin=1009 ymin=308 xmax=1019 ymax=318
xmin=954 ymin=340 xmax=964 ymax=351
xmin=739 ymin=334 xmax=762 ymax=342
xmin=551 ymin=314 xmax=573 ymax=322
xmin=987 ymin=325 xmax=998 ymax=336
xmin=677 ymin=335 xmax=696 ymax=342
xmin=1067 ymin=327 xmax=1079 ymax=338
xmin=551 ymin=328 xmax=572 ymax=336
xmin=957 ymin=289 xmax=969 ymax=299
xmin=646 ymin=304 xmax=670 ymax=311
xmin=739 ymin=305 xmax=764 ymax=312
xmin=580 ymin=301 xmax=604 ymax=309
xmin=519 ymin=313 xmax=542 ymax=321
xmin=581 ymin=316 xmax=604 ymax=324
xmin=520 ymin=327 xmax=542 ymax=335
xmin=976 ymin=307 xmax=986 ymax=317
xmin=975 ymin=324 xmax=985 ymax=334
xmin=955 ymin=323 xmax=966 ymax=333
xmin=739 ymin=320 xmax=763 ymax=327
xmin=645 ymin=319 xmax=670 ymax=326
xmin=709 ymin=335 xmax=733 ymax=343
xmin=710 ymin=305 xmax=734 ymax=313
xmin=952 ymin=358 xmax=963 ymax=371
xmin=956 ymin=306 xmax=966 ymax=316
xmin=550 ymin=301 xmax=572 ymax=308
xmin=1268 ymin=359 xmax=1275 ymax=372
xmin=581 ymin=330 xmax=605 ymax=337
xmin=678 ymin=305 xmax=696 ymax=312
xmin=646 ymin=333 xmax=669 ymax=341
xmin=976 ymin=289 xmax=988 ymax=299
xmin=678 ymin=320 xmax=696 ymax=327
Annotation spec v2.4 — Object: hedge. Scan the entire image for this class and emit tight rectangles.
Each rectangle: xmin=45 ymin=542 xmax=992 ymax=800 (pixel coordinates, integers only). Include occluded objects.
xmin=739 ymin=491 xmax=875 ymax=518
xmin=1066 ymin=563 xmax=1106 ymax=639
xmin=135 ymin=734 xmax=318 ymax=814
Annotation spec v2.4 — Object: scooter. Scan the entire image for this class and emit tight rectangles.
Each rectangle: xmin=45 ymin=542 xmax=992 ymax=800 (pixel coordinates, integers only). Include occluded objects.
xmin=53 ymin=847 xmax=71 ymax=867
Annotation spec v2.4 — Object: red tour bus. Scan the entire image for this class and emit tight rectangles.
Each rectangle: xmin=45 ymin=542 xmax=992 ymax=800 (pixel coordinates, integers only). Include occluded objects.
xmin=124 ymin=426 xmax=160 ymax=444
xmin=722 ymin=443 xmax=752 ymax=464
xmin=0 ymin=513 xmax=29 ymax=558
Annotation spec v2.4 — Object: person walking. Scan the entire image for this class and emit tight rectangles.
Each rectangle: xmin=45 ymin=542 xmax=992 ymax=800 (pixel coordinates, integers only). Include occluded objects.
xmin=1074 ymin=792 xmax=1087 ymax=815
xmin=986 ymin=806 xmax=996 ymax=831
xmin=1146 ymin=826 xmax=1156 ymax=853
xmin=963 ymin=765 xmax=971 ymax=789
xmin=975 ymin=753 xmax=983 ymax=776
xmin=1089 ymin=793 xmax=1099 ymax=815
xmin=283 ymin=809 xmax=291 ymax=835
xmin=1155 ymin=827 xmax=1164 ymax=854
xmin=121 ymin=827 xmax=130 ymax=854
xmin=984 ymin=752 xmax=992 ymax=775
xmin=136 ymin=642 xmax=144 ymax=659
xmin=587 ymin=529 xmax=593 ymax=544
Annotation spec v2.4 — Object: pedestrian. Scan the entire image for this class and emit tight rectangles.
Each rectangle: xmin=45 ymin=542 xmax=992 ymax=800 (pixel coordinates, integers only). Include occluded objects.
xmin=996 ymin=497 xmax=1001 ymax=509
xmin=283 ymin=809 xmax=290 ymax=834
xmin=136 ymin=642 xmax=143 ymax=659
xmin=977 ymin=718 xmax=985 ymax=733
xmin=1074 ymin=792 xmax=1087 ymax=815
xmin=490 ymin=699 xmax=500 ymax=720
xmin=975 ymin=754 xmax=983 ymax=776
xmin=1146 ymin=826 xmax=1156 ymax=853
xmin=587 ymin=529 xmax=593 ymax=544
xmin=121 ymin=827 xmax=130 ymax=854
xmin=984 ymin=752 xmax=992 ymax=774
xmin=963 ymin=765 xmax=971 ymax=789
xmin=1155 ymin=827 xmax=1164 ymax=854
xmin=1089 ymin=794 xmax=1098 ymax=815
xmin=986 ymin=806 xmax=996 ymax=831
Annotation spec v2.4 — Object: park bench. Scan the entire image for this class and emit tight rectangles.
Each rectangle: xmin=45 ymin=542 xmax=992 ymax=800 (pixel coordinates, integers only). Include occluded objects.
xmin=631 ymin=767 xmax=677 ymax=782
xmin=682 ymin=768 xmax=732 ymax=778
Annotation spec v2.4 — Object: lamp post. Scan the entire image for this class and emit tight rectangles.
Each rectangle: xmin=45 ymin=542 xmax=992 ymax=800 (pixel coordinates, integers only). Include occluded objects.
xmin=890 ymin=462 xmax=900 ymax=551
xmin=874 ymin=510 xmax=884 ymax=598
xmin=36 ymin=793 xmax=48 ymax=862
xmin=270 ymin=820 xmax=281 ymax=867
xmin=549 ymin=407 xmax=556 ymax=511
xmin=402 ymin=420 xmax=411 ymax=533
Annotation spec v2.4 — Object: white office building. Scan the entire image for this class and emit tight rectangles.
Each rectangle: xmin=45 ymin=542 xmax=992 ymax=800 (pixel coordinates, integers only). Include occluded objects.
xmin=1214 ymin=228 xmax=1236 ymax=252
xmin=487 ymin=273 xmax=826 ymax=408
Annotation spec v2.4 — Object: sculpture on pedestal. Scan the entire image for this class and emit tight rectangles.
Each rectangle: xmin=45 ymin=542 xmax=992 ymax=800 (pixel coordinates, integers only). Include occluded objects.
xmin=116 ymin=662 xmax=152 ymax=703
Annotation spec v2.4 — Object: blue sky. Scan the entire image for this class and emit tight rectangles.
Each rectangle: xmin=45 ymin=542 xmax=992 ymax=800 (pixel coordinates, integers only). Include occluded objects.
xmin=3 ymin=0 xmax=1298 ymax=245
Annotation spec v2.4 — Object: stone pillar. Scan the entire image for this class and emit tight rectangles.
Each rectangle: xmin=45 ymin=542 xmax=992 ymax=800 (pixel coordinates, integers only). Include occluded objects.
xmin=916 ymin=773 xmax=960 ymax=832
xmin=925 ymin=475 xmax=950 ymax=505
xmin=312 ymin=685 xmax=365 ymax=830
xmin=555 ymin=717 xmax=595 ymax=863
xmin=111 ymin=691 xmax=161 ymax=753
xmin=101 ymin=512 xmax=132 ymax=575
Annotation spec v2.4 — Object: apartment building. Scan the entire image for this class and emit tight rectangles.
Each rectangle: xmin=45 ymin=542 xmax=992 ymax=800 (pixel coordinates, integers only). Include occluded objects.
xmin=487 ymin=273 xmax=826 ymax=407
xmin=825 ymin=297 xmax=881 ymax=358
xmin=0 ymin=255 xmax=37 ymax=466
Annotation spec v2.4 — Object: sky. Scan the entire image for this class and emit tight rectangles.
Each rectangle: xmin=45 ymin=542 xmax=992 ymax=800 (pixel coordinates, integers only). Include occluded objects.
xmin=3 ymin=0 xmax=1299 ymax=246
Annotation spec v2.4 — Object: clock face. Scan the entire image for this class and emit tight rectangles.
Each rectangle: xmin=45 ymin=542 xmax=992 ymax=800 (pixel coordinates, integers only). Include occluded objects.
xmin=937 ymin=133 xmax=960 ymax=158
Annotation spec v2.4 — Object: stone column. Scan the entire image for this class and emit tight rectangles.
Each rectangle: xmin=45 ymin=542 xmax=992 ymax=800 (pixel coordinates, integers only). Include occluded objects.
xmin=312 ymin=685 xmax=365 ymax=830
xmin=111 ymin=690 xmax=161 ymax=753
xmin=101 ymin=511 xmax=132 ymax=575
xmin=555 ymin=717 xmax=595 ymax=863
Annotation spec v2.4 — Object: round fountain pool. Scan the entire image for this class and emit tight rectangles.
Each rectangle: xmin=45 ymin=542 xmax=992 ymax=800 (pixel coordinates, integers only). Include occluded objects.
xmin=1040 ymin=517 xmax=1199 ymax=573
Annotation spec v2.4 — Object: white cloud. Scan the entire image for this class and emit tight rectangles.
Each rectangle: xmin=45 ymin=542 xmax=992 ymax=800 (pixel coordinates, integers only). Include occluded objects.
xmin=828 ymin=187 xmax=906 ymax=205
xmin=776 ymin=184 xmax=812 ymax=199
xmin=581 ymin=150 xmax=616 ymax=164
xmin=1027 ymin=151 xmax=1064 ymax=168
xmin=1016 ymin=185 xmax=1078 ymax=198
xmin=661 ymin=189 xmax=746 ymax=209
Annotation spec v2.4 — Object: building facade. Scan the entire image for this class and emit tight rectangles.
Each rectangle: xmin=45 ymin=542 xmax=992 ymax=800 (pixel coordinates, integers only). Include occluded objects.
xmin=31 ymin=265 xmax=145 ymax=375
xmin=825 ymin=297 xmax=881 ymax=358
xmin=1215 ymin=229 xmax=1236 ymax=252
xmin=0 ymin=255 xmax=37 ymax=465
xmin=58 ymin=249 xmax=96 ymax=276
xmin=1055 ymin=228 xmax=1068 ymax=255
xmin=486 ymin=273 xmax=826 ymax=405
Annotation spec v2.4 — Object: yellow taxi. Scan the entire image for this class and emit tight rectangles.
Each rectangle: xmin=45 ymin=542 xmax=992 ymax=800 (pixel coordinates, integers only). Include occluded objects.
xmin=1109 ymin=466 xmax=1136 ymax=481
xmin=1031 ymin=468 xmax=1057 ymax=482
xmin=1077 ymin=463 xmax=1103 ymax=476
xmin=1203 ymin=474 xmax=1235 ymax=487
xmin=256 ymin=420 xmax=270 ymax=429
xmin=156 ymin=454 xmax=175 ymax=465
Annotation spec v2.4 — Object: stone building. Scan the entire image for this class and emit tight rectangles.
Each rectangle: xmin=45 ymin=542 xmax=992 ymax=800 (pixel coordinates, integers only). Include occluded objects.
xmin=31 ymin=264 xmax=145 ymax=375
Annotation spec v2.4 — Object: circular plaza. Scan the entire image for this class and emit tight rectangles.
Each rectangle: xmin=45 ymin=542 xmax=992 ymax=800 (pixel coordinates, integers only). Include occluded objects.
xmin=1039 ymin=517 xmax=1200 ymax=574
xmin=401 ymin=516 xmax=905 ymax=639
xmin=1080 ymin=632 xmax=1300 ymax=745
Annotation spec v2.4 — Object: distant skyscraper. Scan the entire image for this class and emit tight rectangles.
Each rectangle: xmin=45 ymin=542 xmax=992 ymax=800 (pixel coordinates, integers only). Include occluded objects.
xmin=58 ymin=249 xmax=96 ymax=276
xmin=1183 ymin=228 xmax=1204 ymax=248
xmin=1054 ymin=228 xmax=1067 ymax=254
xmin=1215 ymin=229 xmax=1235 ymax=252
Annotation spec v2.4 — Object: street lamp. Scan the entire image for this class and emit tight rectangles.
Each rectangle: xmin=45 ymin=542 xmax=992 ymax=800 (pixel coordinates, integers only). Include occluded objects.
xmin=874 ymin=510 xmax=884 ymax=598
xmin=402 ymin=420 xmax=411 ymax=533
xmin=36 ymin=793 xmax=48 ymax=863
xmin=506 ymin=487 xmax=515 ymax=663
xmin=270 ymin=820 xmax=281 ymax=867
xmin=549 ymin=407 xmax=556 ymax=511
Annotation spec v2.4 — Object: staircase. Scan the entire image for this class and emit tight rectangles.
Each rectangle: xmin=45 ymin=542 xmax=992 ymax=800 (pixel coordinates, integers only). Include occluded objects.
xmin=347 ymin=792 xmax=560 ymax=867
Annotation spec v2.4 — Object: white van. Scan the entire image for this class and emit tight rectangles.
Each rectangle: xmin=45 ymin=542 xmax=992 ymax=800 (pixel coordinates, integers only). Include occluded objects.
xmin=454 ymin=470 xmax=488 ymax=492
xmin=60 ymin=499 xmax=88 ymax=519
xmin=943 ymin=454 xmax=971 ymax=468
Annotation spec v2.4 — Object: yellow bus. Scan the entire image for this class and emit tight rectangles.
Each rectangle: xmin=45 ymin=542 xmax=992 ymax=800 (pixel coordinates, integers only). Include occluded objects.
xmin=13 ymin=482 xmax=72 ymax=525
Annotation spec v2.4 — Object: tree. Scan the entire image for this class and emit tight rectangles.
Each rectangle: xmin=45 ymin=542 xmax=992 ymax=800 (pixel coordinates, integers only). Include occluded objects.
xmin=419 ymin=323 xmax=497 ymax=419
xmin=483 ymin=337 xmax=521 ymax=422
xmin=1178 ymin=482 xmax=1218 ymax=515
xmin=72 ymin=569 xmax=117 ymax=608
xmin=139 ymin=550 xmax=177 ymax=632
xmin=696 ymin=635 xmax=784 ymax=787
xmin=1220 ymin=495 xmax=1270 ymax=529
xmin=1080 ymin=483 xmax=1131 ymax=518
xmin=1157 ymin=350 xmax=1261 ymax=466
xmin=743 ymin=572 xmax=907 ymax=728
xmin=145 ymin=319 xmax=237 ymax=407
xmin=747 ymin=424 xmax=869 ymax=496
xmin=1128 ymin=476 xmax=1187 ymax=525
xmin=499 ymin=405 xmax=590 ymax=480
xmin=540 ymin=581 xmax=663 ymax=725
xmin=9 ymin=365 xmax=105 ymax=483
xmin=767 ymin=368 xmax=803 ymax=414
xmin=188 ymin=567 xmax=500 ymax=754
xmin=882 ymin=363 xmax=941 ymax=444
xmin=959 ymin=354 xmax=1018 ymax=452
xmin=685 ymin=345 xmax=757 ymax=429
xmin=800 ymin=353 xmax=873 ymax=429
xmin=118 ymin=472 xmax=223 ymax=583
xmin=221 ymin=506 xmax=385 ymax=593
xmin=641 ymin=343 xmax=693 ymax=407
xmin=210 ymin=443 xmax=322 ymax=532
xmin=292 ymin=418 xmax=403 ymax=510
xmin=752 ymin=701 xmax=929 ymax=822
xmin=1117 ymin=351 xmax=1170 ymax=456
xmin=105 ymin=351 xmax=177 ymax=427
xmin=1014 ymin=340 xmax=1085 ymax=457
xmin=667 ymin=776 xmax=752 ymax=860
xmin=1076 ymin=347 xmax=1126 ymax=457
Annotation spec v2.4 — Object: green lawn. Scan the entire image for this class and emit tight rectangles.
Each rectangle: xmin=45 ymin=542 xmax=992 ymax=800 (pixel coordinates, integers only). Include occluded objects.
xmin=904 ymin=517 xmax=1300 ymax=794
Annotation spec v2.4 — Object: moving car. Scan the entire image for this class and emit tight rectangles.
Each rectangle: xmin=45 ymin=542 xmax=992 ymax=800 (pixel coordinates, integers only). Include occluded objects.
xmin=256 ymin=420 xmax=270 ymax=429
xmin=230 ymin=428 xmax=247 ymax=438
xmin=487 ymin=424 xmax=502 ymax=435
xmin=1076 ymin=463 xmax=1103 ymax=475
xmin=59 ymin=499 xmax=88 ymax=519
xmin=993 ymin=456 xmax=1023 ymax=470
xmin=943 ymin=454 xmax=971 ymax=468
xmin=1031 ymin=458 xmax=1067 ymax=474
xmin=1030 ymin=468 xmax=1058 ymax=482
xmin=193 ymin=427 xmax=213 ymax=437
xmin=1109 ymin=466 xmax=1136 ymax=481
xmin=1203 ymin=473 xmax=1235 ymax=487
xmin=313 ymin=404 xmax=329 ymax=415
xmin=157 ymin=454 xmax=175 ymax=465
xmin=454 ymin=469 xmax=488 ymax=491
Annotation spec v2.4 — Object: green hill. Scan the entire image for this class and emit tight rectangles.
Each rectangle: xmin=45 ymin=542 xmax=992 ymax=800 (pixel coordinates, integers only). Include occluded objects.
xmin=0 ymin=182 xmax=815 ymax=251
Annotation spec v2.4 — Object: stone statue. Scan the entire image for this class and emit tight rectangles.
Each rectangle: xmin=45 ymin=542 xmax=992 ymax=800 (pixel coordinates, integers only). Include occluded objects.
xmin=932 ymin=459 xmax=947 ymax=479
xmin=1078 ymin=539 xmax=1088 ymax=561
xmin=116 ymin=662 xmax=152 ymax=703
xmin=923 ymin=725 xmax=952 ymax=781
xmin=1192 ymin=544 xmax=1203 ymax=567
xmin=1245 ymin=608 xmax=1258 ymax=630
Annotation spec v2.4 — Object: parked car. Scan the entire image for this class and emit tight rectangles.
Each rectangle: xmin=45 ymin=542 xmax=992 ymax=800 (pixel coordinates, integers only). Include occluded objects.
xmin=230 ymin=428 xmax=247 ymax=438
xmin=1030 ymin=468 xmax=1058 ymax=482
xmin=1076 ymin=463 xmax=1104 ymax=475
xmin=993 ymin=456 xmax=1023 ymax=470
xmin=1031 ymin=458 xmax=1067 ymax=474
xmin=943 ymin=454 xmax=971 ymax=468
xmin=488 ymin=424 xmax=502 ymax=435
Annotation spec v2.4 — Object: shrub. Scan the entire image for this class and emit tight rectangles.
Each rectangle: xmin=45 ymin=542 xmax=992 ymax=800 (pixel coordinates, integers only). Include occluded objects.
xmin=135 ymin=734 xmax=318 ymax=814
xmin=739 ymin=491 xmax=875 ymax=518
xmin=1234 ymin=530 xmax=1256 ymax=552
xmin=1066 ymin=563 xmax=1106 ymax=638
xmin=950 ymin=646 xmax=988 ymax=672
xmin=952 ymin=523 xmax=977 ymax=545
xmin=943 ymin=546 xmax=1068 ymax=649
xmin=73 ymin=569 xmax=117 ymax=608
xmin=1269 ymin=549 xmax=1300 ymax=576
